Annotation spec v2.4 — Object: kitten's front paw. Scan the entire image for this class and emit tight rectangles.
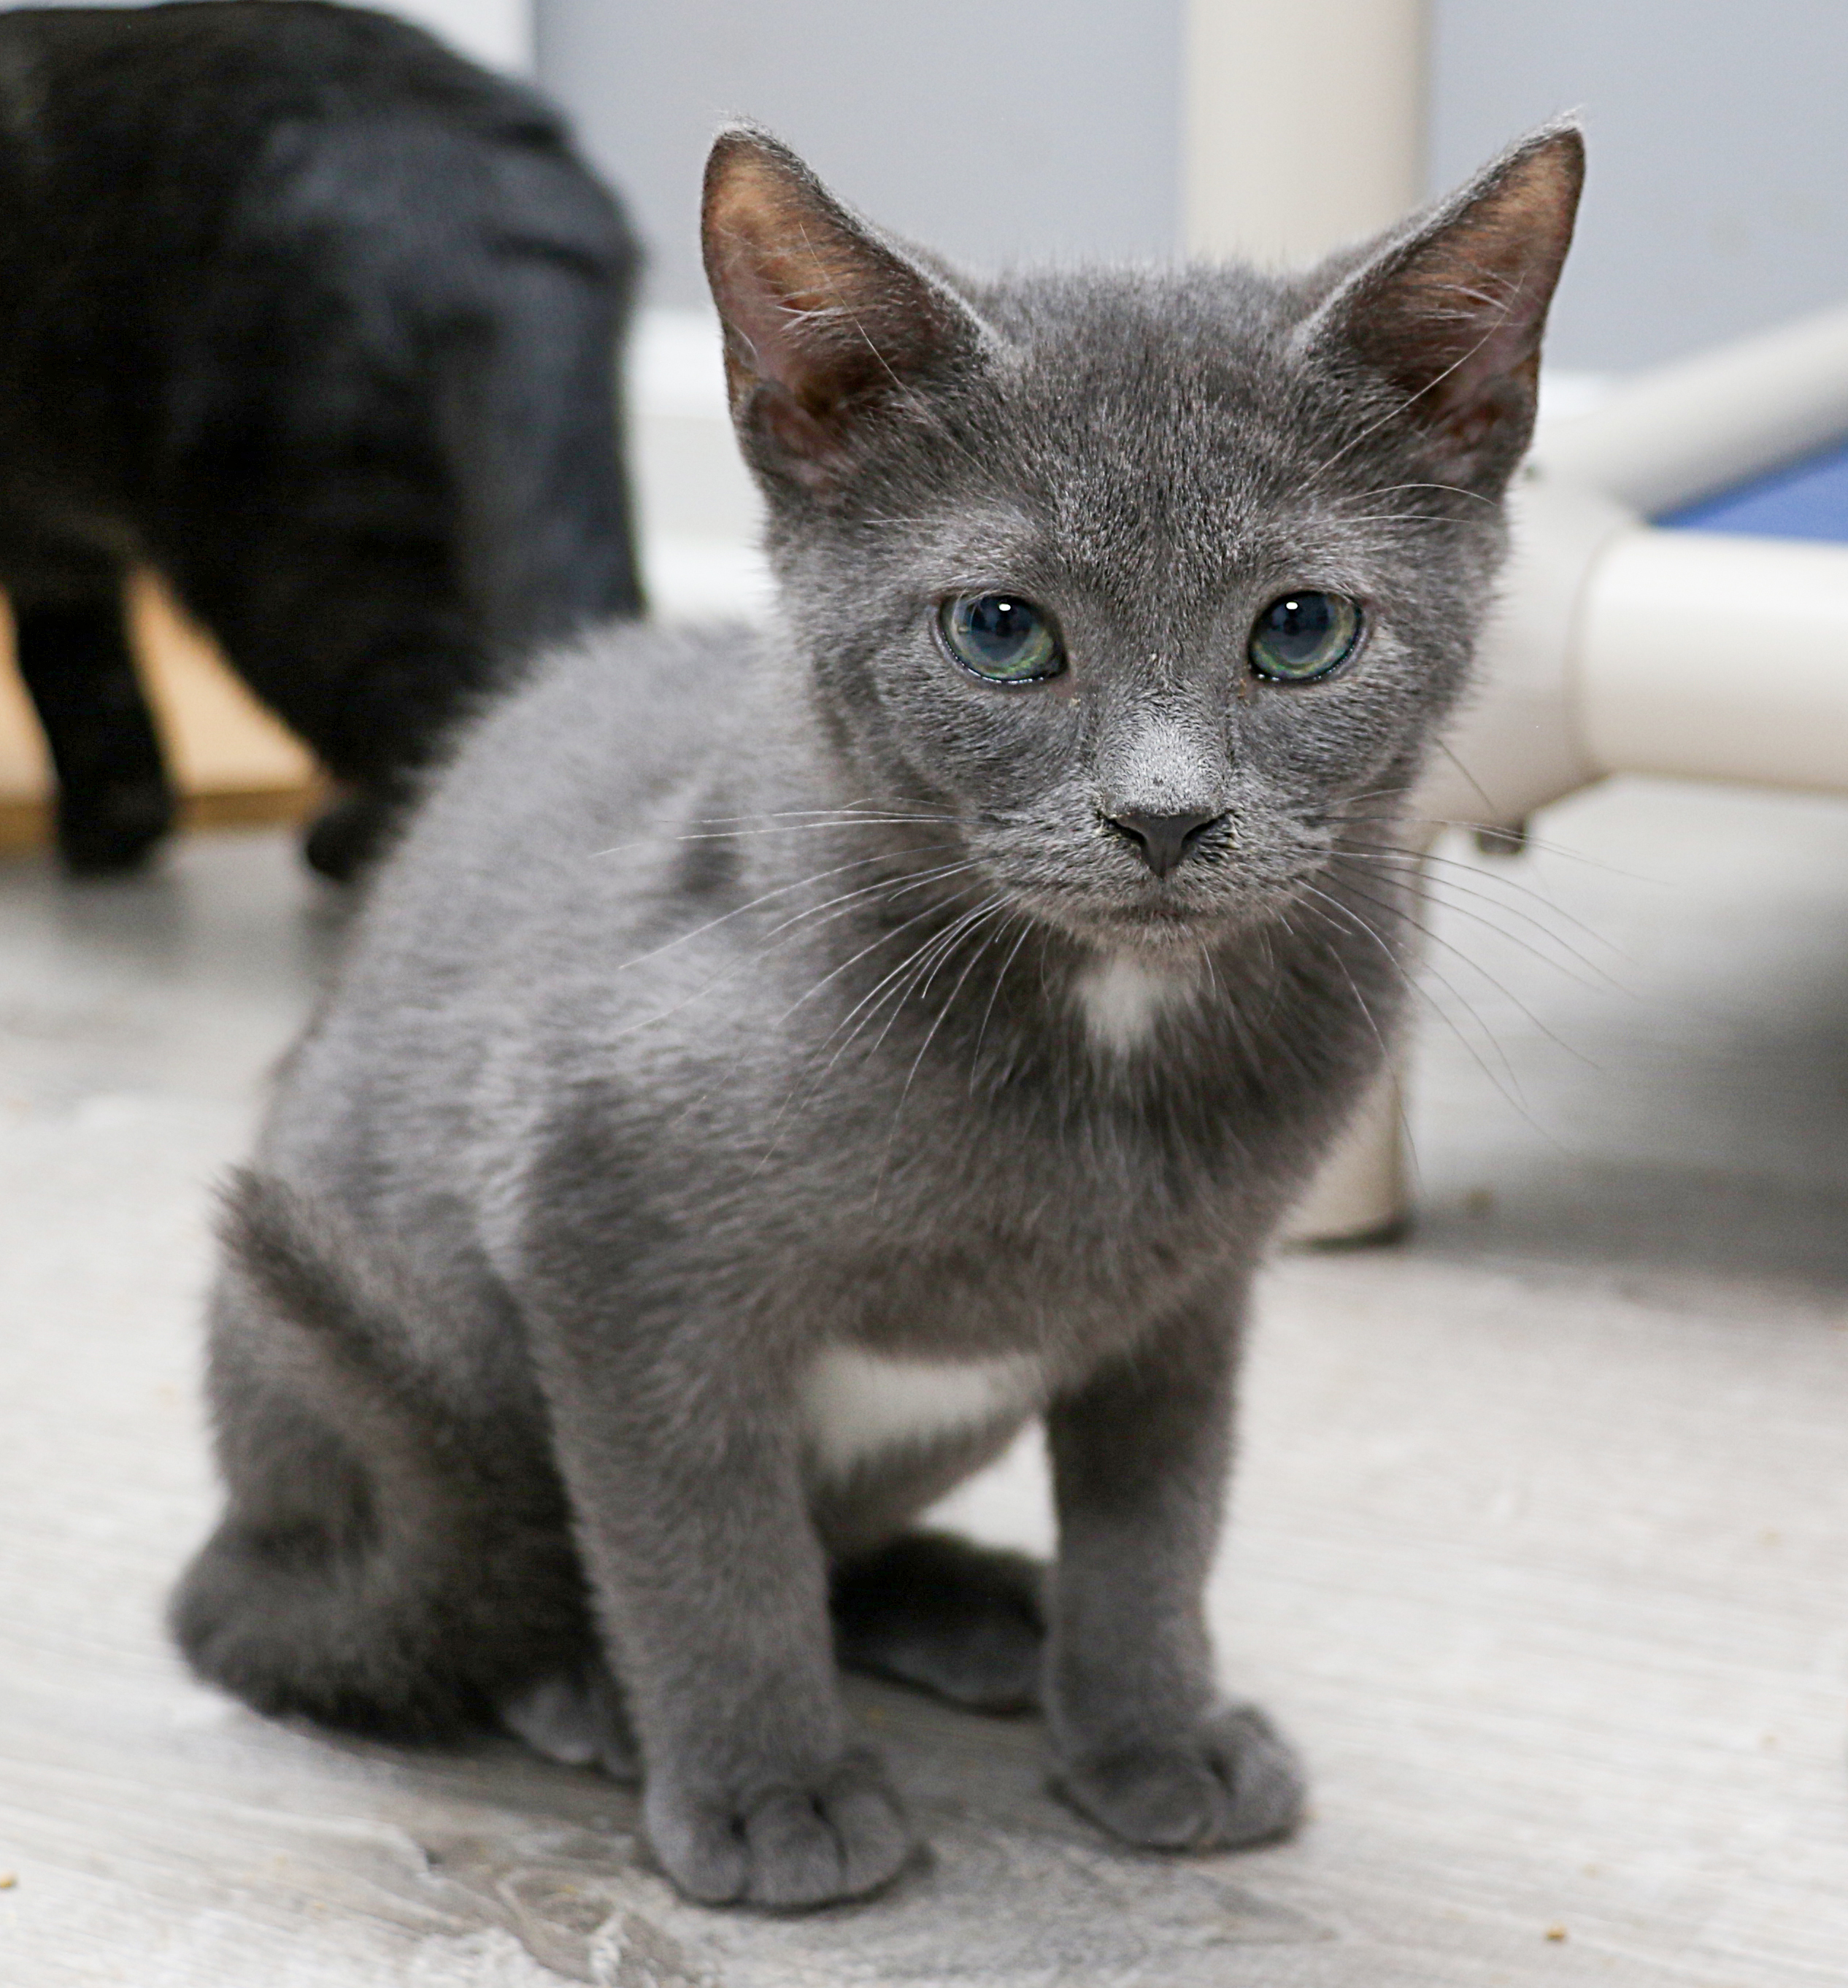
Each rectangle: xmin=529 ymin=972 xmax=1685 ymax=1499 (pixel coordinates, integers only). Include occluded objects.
xmin=1055 ymin=1703 xmax=1306 ymax=1852
xmin=647 ymin=1746 xmax=915 ymax=1908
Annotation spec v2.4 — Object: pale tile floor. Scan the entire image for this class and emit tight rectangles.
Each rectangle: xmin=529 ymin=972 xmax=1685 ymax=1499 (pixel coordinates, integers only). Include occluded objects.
xmin=2 ymin=776 xmax=1845 ymax=1986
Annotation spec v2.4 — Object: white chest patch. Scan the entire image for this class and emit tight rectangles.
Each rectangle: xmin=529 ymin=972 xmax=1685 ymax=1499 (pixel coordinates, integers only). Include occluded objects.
xmin=1074 ymin=954 xmax=1199 ymax=1055
xmin=799 ymin=1346 xmax=1044 ymax=1479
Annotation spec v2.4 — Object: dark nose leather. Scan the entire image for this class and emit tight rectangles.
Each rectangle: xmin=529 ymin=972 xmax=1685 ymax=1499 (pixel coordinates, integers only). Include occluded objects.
xmin=1105 ymin=808 xmax=1223 ymax=879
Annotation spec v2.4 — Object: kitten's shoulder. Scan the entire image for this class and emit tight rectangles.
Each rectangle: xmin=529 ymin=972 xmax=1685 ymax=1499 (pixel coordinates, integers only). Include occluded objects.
xmin=301 ymin=617 xmax=769 ymax=1053
xmin=407 ymin=616 xmax=769 ymax=866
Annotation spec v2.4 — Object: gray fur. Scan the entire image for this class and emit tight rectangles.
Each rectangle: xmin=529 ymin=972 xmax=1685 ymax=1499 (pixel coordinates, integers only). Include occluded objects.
xmin=170 ymin=123 xmax=1582 ymax=1908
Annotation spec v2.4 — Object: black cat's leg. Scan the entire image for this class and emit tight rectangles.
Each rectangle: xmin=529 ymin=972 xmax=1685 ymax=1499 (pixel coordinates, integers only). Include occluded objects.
xmin=831 ymin=1531 xmax=1045 ymax=1713
xmin=1044 ymin=1282 xmax=1306 ymax=1853
xmin=174 ymin=539 xmax=485 ymax=884
xmin=207 ymin=601 xmax=484 ymax=886
xmin=299 ymin=780 xmax=411 ymax=883
xmin=10 ymin=581 xmax=174 ymax=874
xmin=157 ymin=439 xmax=499 ymax=884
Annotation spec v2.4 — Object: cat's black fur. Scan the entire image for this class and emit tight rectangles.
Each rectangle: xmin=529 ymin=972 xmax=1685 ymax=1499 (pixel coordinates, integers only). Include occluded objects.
xmin=171 ymin=125 xmax=1582 ymax=1908
xmin=0 ymin=0 xmax=642 ymax=878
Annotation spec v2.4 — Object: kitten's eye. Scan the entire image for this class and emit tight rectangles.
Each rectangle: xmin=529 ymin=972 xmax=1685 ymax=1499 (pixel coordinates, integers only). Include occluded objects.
xmin=939 ymin=593 xmax=1064 ymax=684
xmin=1249 ymin=592 xmax=1362 ymax=682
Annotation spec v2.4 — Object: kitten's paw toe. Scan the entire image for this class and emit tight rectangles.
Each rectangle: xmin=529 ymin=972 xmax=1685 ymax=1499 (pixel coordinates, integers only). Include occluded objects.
xmin=1197 ymin=1702 xmax=1307 ymax=1844
xmin=1055 ymin=1703 xmax=1306 ymax=1852
xmin=650 ymin=1749 xmax=915 ymax=1909
xmin=741 ymin=1752 xmax=914 ymax=1908
xmin=499 ymin=1663 xmax=639 ymax=1781
xmin=652 ymin=1793 xmax=750 ymax=1906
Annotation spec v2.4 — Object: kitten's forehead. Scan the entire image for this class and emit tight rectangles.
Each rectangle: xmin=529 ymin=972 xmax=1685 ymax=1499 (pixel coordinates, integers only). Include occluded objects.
xmin=985 ymin=267 xmax=1295 ymax=401
xmin=963 ymin=268 xmax=1355 ymax=598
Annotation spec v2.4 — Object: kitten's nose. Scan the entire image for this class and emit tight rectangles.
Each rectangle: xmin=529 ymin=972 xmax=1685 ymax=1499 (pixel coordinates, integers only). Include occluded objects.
xmin=1104 ymin=808 xmax=1223 ymax=879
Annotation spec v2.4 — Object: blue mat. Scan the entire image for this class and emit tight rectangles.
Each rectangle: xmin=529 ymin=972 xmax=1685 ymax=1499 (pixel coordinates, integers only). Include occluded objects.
xmin=1659 ymin=438 xmax=1848 ymax=542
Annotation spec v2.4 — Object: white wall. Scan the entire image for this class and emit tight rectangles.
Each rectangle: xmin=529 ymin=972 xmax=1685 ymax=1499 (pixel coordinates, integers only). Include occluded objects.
xmin=0 ymin=0 xmax=531 ymax=75
xmin=1429 ymin=0 xmax=1848 ymax=371
xmin=548 ymin=0 xmax=1848 ymax=370
xmin=371 ymin=0 xmax=528 ymax=72
xmin=534 ymin=0 xmax=1183 ymax=310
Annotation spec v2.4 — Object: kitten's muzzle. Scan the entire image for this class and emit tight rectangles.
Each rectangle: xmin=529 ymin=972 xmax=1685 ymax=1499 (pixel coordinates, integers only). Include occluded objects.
xmin=1102 ymin=808 xmax=1225 ymax=879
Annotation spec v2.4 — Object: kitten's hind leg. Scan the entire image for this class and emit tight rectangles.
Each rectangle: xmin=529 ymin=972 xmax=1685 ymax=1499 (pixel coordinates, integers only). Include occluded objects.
xmin=831 ymin=1531 xmax=1046 ymax=1714
xmin=169 ymin=1281 xmax=522 ymax=1740
xmin=10 ymin=577 xmax=174 ymax=874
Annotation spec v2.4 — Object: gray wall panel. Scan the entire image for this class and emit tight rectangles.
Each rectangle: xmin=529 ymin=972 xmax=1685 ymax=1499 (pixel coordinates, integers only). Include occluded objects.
xmin=1430 ymin=1 xmax=1848 ymax=371
xmin=535 ymin=0 xmax=1182 ymax=310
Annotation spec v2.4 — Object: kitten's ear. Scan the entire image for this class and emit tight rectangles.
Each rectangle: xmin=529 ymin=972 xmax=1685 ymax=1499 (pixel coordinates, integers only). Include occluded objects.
xmin=701 ymin=126 xmax=985 ymax=495
xmin=1298 ymin=123 xmax=1584 ymax=489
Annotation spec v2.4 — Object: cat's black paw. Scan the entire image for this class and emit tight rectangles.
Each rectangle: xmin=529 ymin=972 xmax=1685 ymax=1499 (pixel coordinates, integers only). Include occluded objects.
xmin=646 ymin=1746 xmax=915 ymax=1909
xmin=302 ymin=790 xmax=396 ymax=882
xmin=833 ymin=1530 xmax=1044 ymax=1713
xmin=1053 ymin=1702 xmax=1306 ymax=1852
xmin=56 ymin=777 xmax=174 ymax=875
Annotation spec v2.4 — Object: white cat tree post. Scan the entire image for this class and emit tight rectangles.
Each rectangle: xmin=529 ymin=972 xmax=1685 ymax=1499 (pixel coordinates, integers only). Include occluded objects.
xmin=1287 ymin=300 xmax=1848 ymax=1240
xmin=1184 ymin=0 xmax=1428 ymax=1239
xmin=1185 ymin=0 xmax=1848 ymax=1240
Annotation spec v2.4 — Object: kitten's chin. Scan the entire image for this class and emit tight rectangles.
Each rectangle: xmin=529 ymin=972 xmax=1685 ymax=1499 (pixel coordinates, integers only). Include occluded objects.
xmin=1012 ymin=890 xmax=1255 ymax=958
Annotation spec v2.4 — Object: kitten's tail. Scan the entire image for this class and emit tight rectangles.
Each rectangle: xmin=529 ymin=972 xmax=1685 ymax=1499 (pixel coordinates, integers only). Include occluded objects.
xmin=169 ymin=1168 xmax=585 ymax=1736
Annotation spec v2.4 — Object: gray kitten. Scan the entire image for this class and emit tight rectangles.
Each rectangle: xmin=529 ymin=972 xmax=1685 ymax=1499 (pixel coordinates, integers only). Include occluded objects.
xmin=170 ymin=123 xmax=1582 ymax=1909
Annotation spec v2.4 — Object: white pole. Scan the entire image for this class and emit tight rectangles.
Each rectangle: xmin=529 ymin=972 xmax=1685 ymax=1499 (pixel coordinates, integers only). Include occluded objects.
xmin=1183 ymin=0 xmax=1428 ymax=265
xmin=1411 ymin=474 xmax=1638 ymax=836
xmin=1576 ymin=529 xmax=1848 ymax=793
xmin=1182 ymin=0 xmax=1431 ymax=1243
xmin=1281 ymin=1016 xmax=1413 ymax=1246
xmin=1533 ymin=300 xmax=1848 ymax=516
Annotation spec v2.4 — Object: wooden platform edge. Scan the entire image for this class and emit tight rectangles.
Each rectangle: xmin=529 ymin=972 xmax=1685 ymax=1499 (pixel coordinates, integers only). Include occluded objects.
xmin=0 ymin=782 xmax=321 ymax=858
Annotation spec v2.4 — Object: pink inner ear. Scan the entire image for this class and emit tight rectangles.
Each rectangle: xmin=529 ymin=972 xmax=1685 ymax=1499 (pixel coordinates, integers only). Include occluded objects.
xmin=1388 ymin=229 xmax=1555 ymax=417
xmin=749 ymin=383 xmax=852 ymax=493
xmin=707 ymin=210 xmax=866 ymax=411
xmin=704 ymin=151 xmax=895 ymax=417
xmin=1345 ymin=132 xmax=1582 ymax=426
xmin=702 ymin=135 xmax=979 ymax=469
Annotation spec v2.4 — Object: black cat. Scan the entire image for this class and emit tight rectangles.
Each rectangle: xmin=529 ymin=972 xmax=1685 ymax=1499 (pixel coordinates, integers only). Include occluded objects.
xmin=0 ymin=0 xmax=643 ymax=878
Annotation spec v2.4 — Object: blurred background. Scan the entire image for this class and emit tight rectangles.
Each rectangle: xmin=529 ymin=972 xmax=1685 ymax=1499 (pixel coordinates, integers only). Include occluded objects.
xmin=395 ymin=0 xmax=1848 ymax=370
xmin=13 ymin=0 xmax=1846 ymax=834
xmin=532 ymin=0 xmax=1848 ymax=376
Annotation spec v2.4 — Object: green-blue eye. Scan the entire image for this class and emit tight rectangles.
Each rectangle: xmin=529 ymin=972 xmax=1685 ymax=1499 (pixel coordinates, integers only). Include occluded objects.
xmin=939 ymin=593 xmax=1064 ymax=683
xmin=1249 ymin=592 xmax=1362 ymax=682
